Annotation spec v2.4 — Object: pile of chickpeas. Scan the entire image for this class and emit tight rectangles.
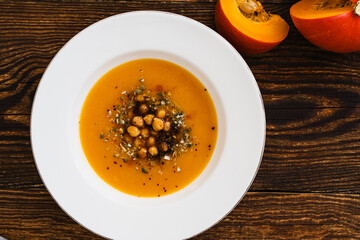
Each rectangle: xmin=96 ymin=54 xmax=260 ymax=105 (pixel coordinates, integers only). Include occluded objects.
xmin=126 ymin=103 xmax=172 ymax=158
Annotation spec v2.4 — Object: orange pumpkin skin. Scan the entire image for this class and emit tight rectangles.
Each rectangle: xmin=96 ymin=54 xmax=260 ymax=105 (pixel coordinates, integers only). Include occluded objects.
xmin=215 ymin=0 xmax=289 ymax=54
xmin=290 ymin=1 xmax=360 ymax=53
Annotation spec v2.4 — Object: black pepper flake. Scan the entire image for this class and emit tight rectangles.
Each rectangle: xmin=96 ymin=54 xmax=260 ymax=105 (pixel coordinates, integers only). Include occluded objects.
xmin=143 ymin=183 xmax=145 ymax=186
xmin=175 ymin=185 xmax=178 ymax=188
xmin=114 ymin=161 xmax=117 ymax=164
xmin=120 ymin=165 xmax=122 ymax=167
xmin=204 ymin=88 xmax=207 ymax=91
xmin=149 ymin=178 xmax=151 ymax=180
xmin=106 ymin=167 xmax=109 ymax=170
xmin=195 ymin=149 xmax=198 ymax=151
xmin=158 ymin=195 xmax=160 ymax=197
xmin=212 ymin=127 xmax=215 ymax=130
xmin=157 ymin=184 xmax=159 ymax=186
xmin=142 ymin=167 xmax=149 ymax=174
xmin=208 ymin=145 xmax=211 ymax=148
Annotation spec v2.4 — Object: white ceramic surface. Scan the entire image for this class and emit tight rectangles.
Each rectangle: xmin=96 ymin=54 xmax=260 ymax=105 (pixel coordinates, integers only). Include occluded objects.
xmin=31 ymin=11 xmax=266 ymax=240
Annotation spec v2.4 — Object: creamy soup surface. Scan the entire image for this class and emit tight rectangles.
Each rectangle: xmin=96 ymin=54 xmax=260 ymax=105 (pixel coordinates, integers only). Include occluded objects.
xmin=80 ymin=59 xmax=217 ymax=197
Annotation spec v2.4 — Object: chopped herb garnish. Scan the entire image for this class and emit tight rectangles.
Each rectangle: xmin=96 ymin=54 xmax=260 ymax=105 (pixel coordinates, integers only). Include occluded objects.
xmin=105 ymin=83 xmax=196 ymax=165
xmin=183 ymin=128 xmax=191 ymax=134
xmin=100 ymin=133 xmax=104 ymax=139
xmin=142 ymin=167 xmax=149 ymax=174
xmin=134 ymin=89 xmax=142 ymax=95
xmin=139 ymin=78 xmax=144 ymax=82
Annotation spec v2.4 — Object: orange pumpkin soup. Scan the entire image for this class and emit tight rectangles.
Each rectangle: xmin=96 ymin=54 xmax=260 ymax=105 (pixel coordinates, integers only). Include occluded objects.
xmin=80 ymin=59 xmax=217 ymax=197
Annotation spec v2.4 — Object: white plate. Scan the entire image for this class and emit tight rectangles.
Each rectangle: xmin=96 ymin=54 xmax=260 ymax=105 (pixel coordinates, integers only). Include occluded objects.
xmin=31 ymin=11 xmax=265 ymax=240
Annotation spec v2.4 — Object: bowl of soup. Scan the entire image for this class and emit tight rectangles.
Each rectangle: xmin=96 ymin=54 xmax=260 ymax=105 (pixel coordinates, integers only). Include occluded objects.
xmin=31 ymin=11 xmax=265 ymax=239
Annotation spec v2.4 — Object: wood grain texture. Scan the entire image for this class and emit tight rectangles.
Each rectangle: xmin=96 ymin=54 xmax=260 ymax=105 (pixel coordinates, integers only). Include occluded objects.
xmin=0 ymin=190 xmax=359 ymax=239
xmin=1 ymin=0 xmax=360 ymax=239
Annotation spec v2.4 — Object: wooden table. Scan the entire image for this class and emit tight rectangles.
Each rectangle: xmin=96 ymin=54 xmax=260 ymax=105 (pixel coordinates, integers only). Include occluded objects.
xmin=1 ymin=0 xmax=359 ymax=239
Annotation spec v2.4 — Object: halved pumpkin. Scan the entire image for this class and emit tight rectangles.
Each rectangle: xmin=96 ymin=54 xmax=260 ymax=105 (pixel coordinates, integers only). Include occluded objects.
xmin=215 ymin=0 xmax=290 ymax=54
xmin=290 ymin=0 xmax=360 ymax=53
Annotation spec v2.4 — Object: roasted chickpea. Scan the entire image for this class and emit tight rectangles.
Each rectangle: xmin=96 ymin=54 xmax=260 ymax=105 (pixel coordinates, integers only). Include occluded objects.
xmin=136 ymin=94 xmax=145 ymax=102
xmin=143 ymin=114 xmax=154 ymax=125
xmin=150 ymin=129 xmax=159 ymax=136
xmin=140 ymin=128 xmax=150 ymax=138
xmin=139 ymin=104 xmax=149 ymax=114
xmin=134 ymin=137 xmax=145 ymax=147
xmin=159 ymin=142 xmax=168 ymax=152
xmin=164 ymin=121 xmax=171 ymax=132
xmin=148 ymin=146 xmax=158 ymax=156
xmin=132 ymin=116 xmax=144 ymax=128
xmin=127 ymin=126 xmax=140 ymax=137
xmin=138 ymin=147 xmax=147 ymax=158
xmin=147 ymin=136 xmax=156 ymax=146
xmin=152 ymin=118 xmax=164 ymax=131
xmin=156 ymin=109 xmax=166 ymax=119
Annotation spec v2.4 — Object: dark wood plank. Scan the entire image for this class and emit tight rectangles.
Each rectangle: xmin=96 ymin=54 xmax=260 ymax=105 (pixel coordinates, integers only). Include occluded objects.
xmin=195 ymin=192 xmax=360 ymax=240
xmin=0 ymin=190 xmax=359 ymax=239
xmin=1 ymin=0 xmax=360 ymax=239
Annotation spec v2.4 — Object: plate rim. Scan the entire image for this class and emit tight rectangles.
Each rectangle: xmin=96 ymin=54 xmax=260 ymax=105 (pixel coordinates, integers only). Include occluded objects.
xmin=30 ymin=10 xmax=266 ymax=239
